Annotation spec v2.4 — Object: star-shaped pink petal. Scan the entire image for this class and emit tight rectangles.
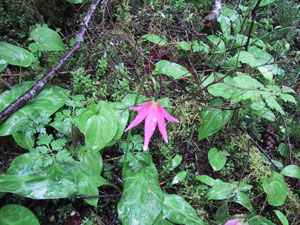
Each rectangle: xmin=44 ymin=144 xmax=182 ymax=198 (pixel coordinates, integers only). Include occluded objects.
xmin=125 ymin=100 xmax=179 ymax=151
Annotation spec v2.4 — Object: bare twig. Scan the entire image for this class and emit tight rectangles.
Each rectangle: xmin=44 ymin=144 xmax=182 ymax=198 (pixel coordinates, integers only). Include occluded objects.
xmin=241 ymin=126 xmax=281 ymax=172
xmin=245 ymin=0 xmax=262 ymax=51
xmin=281 ymin=115 xmax=293 ymax=164
xmin=0 ymin=0 xmax=102 ymax=125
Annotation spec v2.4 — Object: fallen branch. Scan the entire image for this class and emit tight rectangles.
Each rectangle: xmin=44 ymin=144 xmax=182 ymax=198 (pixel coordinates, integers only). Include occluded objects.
xmin=202 ymin=0 xmax=222 ymax=26
xmin=0 ymin=0 xmax=102 ymax=125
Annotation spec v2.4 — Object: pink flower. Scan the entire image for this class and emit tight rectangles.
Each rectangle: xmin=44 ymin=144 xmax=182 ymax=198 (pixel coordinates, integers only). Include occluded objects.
xmin=125 ymin=100 xmax=179 ymax=151
xmin=224 ymin=218 xmax=248 ymax=225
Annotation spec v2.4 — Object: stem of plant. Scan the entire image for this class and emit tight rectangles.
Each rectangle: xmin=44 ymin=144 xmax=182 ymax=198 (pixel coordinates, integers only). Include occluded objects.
xmin=123 ymin=74 xmax=149 ymax=172
xmin=151 ymin=75 xmax=160 ymax=102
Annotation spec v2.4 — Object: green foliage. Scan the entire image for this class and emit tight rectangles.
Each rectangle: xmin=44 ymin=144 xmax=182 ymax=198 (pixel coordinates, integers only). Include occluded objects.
xmin=198 ymin=99 xmax=232 ymax=140
xmin=0 ymin=204 xmax=40 ymax=225
xmin=153 ymin=60 xmax=192 ymax=79
xmin=28 ymin=24 xmax=66 ymax=52
xmin=208 ymin=147 xmax=228 ymax=171
xmin=0 ymin=82 xmax=69 ymax=136
xmin=0 ymin=42 xmax=35 ymax=68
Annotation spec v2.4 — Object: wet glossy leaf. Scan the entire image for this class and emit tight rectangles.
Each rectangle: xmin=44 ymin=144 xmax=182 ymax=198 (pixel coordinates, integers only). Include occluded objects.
xmin=0 ymin=42 xmax=35 ymax=67
xmin=280 ymin=165 xmax=300 ymax=179
xmin=259 ymin=0 xmax=275 ymax=6
xmin=207 ymin=182 xmax=235 ymax=200
xmin=122 ymin=94 xmax=149 ymax=108
xmin=162 ymin=194 xmax=206 ymax=225
xmin=263 ymin=171 xmax=287 ymax=206
xmin=0 ymin=153 xmax=117 ymax=206
xmin=141 ymin=34 xmax=167 ymax=46
xmin=207 ymin=35 xmax=225 ymax=52
xmin=171 ymin=171 xmax=187 ymax=185
xmin=66 ymin=0 xmax=84 ymax=4
xmin=118 ymin=154 xmax=164 ymax=225
xmin=195 ymin=175 xmax=216 ymax=186
xmin=153 ymin=212 xmax=173 ymax=225
xmin=198 ymin=100 xmax=232 ymax=140
xmin=0 ymin=59 xmax=7 ymax=72
xmin=0 ymin=82 xmax=69 ymax=136
xmin=0 ymin=204 xmax=40 ymax=225
xmin=107 ymin=102 xmax=129 ymax=146
xmin=12 ymin=130 xmax=35 ymax=150
xmin=233 ymin=191 xmax=254 ymax=212
xmin=180 ymin=41 xmax=192 ymax=51
xmin=170 ymin=154 xmax=182 ymax=170
xmin=273 ymin=210 xmax=288 ymax=225
xmin=247 ymin=214 xmax=276 ymax=225
xmin=153 ymin=60 xmax=191 ymax=79
xmin=28 ymin=24 xmax=66 ymax=51
xmin=78 ymin=102 xmax=118 ymax=152
xmin=208 ymin=147 xmax=228 ymax=171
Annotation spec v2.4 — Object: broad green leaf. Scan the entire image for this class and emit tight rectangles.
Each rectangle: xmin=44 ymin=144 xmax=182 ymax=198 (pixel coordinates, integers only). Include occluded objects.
xmin=118 ymin=155 xmax=164 ymax=225
xmin=195 ymin=175 xmax=216 ymax=186
xmin=252 ymin=107 xmax=275 ymax=121
xmin=12 ymin=130 xmax=35 ymax=150
xmin=280 ymin=165 xmax=300 ymax=179
xmin=0 ymin=153 xmax=117 ymax=206
xmin=170 ymin=154 xmax=182 ymax=170
xmin=264 ymin=95 xmax=284 ymax=115
xmin=273 ymin=210 xmax=288 ymax=225
xmin=66 ymin=0 xmax=84 ymax=3
xmin=153 ymin=60 xmax=191 ymax=79
xmin=171 ymin=171 xmax=187 ymax=185
xmin=259 ymin=0 xmax=275 ymax=6
xmin=218 ymin=15 xmax=231 ymax=37
xmin=191 ymin=40 xmax=210 ymax=53
xmin=180 ymin=41 xmax=192 ymax=51
xmin=141 ymin=34 xmax=167 ymax=46
xmin=215 ymin=203 xmax=229 ymax=224
xmin=28 ymin=24 xmax=66 ymax=52
xmin=258 ymin=66 xmax=273 ymax=81
xmin=0 ymin=42 xmax=35 ymax=67
xmin=208 ymin=83 xmax=238 ymax=99
xmin=0 ymin=204 xmax=40 ymax=225
xmin=233 ymin=191 xmax=254 ymax=212
xmin=0 ymin=59 xmax=7 ymax=72
xmin=247 ymin=214 xmax=276 ymax=225
xmin=207 ymin=182 xmax=235 ymax=200
xmin=263 ymin=171 xmax=287 ymax=206
xmin=207 ymin=35 xmax=225 ymax=52
xmin=279 ymin=94 xmax=297 ymax=105
xmin=107 ymin=102 xmax=129 ymax=146
xmin=153 ymin=212 xmax=173 ymax=225
xmin=0 ymin=82 xmax=69 ymax=136
xmin=233 ymin=73 xmax=264 ymax=88
xmin=162 ymin=194 xmax=206 ymax=225
xmin=80 ymin=151 xmax=103 ymax=175
xmin=208 ymin=147 xmax=227 ymax=171
xmin=78 ymin=102 xmax=118 ymax=152
xmin=198 ymin=100 xmax=232 ymax=140
xmin=122 ymin=94 xmax=149 ymax=108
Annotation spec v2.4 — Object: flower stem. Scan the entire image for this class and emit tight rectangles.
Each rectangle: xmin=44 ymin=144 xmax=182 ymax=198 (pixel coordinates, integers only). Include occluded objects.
xmin=150 ymin=75 xmax=160 ymax=102
xmin=123 ymin=74 xmax=148 ymax=171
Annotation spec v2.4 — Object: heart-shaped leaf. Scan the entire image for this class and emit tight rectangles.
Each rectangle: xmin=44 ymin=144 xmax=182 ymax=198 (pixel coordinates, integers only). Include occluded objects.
xmin=263 ymin=171 xmax=287 ymax=206
xmin=280 ymin=165 xmax=300 ymax=179
xmin=208 ymin=147 xmax=228 ymax=171
xmin=28 ymin=24 xmax=66 ymax=51
xmin=0 ymin=204 xmax=40 ymax=225
xmin=162 ymin=194 xmax=206 ymax=225
xmin=78 ymin=102 xmax=118 ymax=152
